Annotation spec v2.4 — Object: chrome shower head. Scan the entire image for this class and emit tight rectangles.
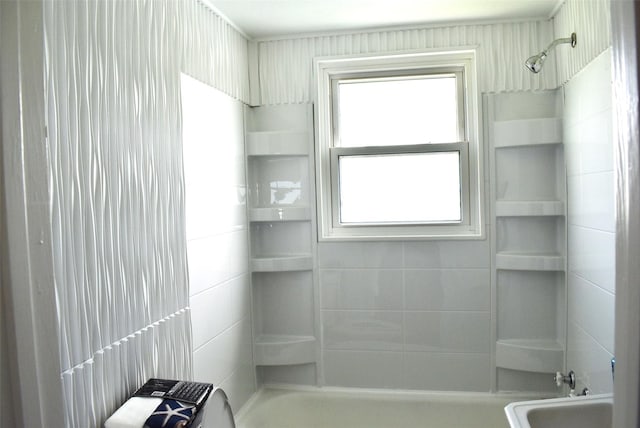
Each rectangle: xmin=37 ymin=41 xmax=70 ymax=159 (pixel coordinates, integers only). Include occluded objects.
xmin=525 ymin=51 xmax=548 ymax=73
xmin=525 ymin=32 xmax=577 ymax=73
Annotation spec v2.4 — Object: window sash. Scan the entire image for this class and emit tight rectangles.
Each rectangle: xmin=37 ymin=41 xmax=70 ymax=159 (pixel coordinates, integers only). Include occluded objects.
xmin=331 ymin=68 xmax=466 ymax=147
xmin=314 ymin=49 xmax=483 ymax=241
xmin=329 ymin=143 xmax=470 ymax=228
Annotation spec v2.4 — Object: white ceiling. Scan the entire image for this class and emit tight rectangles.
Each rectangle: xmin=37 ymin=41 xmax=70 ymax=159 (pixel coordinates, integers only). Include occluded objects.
xmin=209 ymin=0 xmax=563 ymax=39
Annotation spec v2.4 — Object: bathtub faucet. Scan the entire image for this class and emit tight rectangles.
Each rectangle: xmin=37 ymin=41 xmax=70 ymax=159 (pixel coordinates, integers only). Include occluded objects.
xmin=555 ymin=370 xmax=576 ymax=390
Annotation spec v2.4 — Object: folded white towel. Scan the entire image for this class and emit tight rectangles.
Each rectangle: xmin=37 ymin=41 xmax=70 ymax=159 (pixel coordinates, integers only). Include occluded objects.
xmin=104 ymin=397 xmax=163 ymax=428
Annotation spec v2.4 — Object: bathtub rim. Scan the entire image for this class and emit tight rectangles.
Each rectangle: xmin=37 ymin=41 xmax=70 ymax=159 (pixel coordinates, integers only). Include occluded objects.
xmin=235 ymin=383 xmax=557 ymax=422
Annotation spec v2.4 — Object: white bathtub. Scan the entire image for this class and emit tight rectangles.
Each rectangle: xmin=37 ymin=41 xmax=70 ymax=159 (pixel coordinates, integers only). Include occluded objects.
xmin=236 ymin=386 xmax=538 ymax=428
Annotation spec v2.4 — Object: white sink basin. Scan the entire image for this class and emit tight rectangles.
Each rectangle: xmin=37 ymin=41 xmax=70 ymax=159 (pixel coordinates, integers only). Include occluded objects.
xmin=504 ymin=393 xmax=612 ymax=428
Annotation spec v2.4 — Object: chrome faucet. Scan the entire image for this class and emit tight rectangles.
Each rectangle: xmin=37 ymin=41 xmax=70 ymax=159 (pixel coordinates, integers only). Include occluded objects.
xmin=555 ymin=370 xmax=576 ymax=390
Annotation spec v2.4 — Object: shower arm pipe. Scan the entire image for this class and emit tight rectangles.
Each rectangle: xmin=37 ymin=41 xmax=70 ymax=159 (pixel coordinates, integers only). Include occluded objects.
xmin=541 ymin=33 xmax=577 ymax=56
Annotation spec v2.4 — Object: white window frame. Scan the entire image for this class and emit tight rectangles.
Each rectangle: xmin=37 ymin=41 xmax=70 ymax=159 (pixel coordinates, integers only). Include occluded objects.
xmin=314 ymin=49 xmax=484 ymax=241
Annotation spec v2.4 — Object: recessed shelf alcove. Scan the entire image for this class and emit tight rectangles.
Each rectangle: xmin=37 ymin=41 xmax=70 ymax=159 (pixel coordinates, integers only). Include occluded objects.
xmin=488 ymin=92 xmax=567 ymax=393
xmin=245 ymin=104 xmax=319 ymax=379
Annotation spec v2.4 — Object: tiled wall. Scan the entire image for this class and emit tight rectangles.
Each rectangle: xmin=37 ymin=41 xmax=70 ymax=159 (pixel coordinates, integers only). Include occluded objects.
xmin=563 ymin=48 xmax=615 ymax=393
xmin=318 ymin=240 xmax=491 ymax=391
xmin=181 ymin=74 xmax=255 ymax=411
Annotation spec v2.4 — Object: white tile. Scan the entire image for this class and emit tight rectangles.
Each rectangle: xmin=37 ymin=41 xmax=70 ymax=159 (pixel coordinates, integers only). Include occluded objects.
xmin=318 ymin=242 xmax=403 ymax=268
xmin=567 ymin=172 xmax=614 ymax=232
xmin=182 ymin=83 xmax=246 ymax=241
xmin=219 ymin=363 xmax=256 ymax=412
xmin=562 ymin=76 xmax=581 ymax=128
xmin=320 ymin=269 xmax=403 ymax=310
xmin=576 ymin=109 xmax=614 ymax=176
xmin=323 ymin=310 xmax=403 ymax=351
xmin=568 ymin=274 xmax=615 ymax=353
xmin=404 ymin=269 xmax=490 ymax=311
xmin=403 ymin=240 xmax=490 ymax=268
xmin=566 ymin=321 xmax=614 ymax=394
xmin=563 ymin=122 xmax=581 ymax=176
xmin=576 ymin=50 xmax=613 ymax=119
xmin=187 ymin=230 xmax=249 ymax=296
xmin=229 ymin=274 xmax=251 ymax=325
xmin=323 ymin=350 xmax=403 ymax=388
xmin=402 ymin=352 xmax=490 ymax=391
xmin=190 ymin=282 xmax=232 ymax=349
xmin=568 ymin=225 xmax=615 ymax=293
xmin=193 ymin=319 xmax=251 ymax=386
xmin=563 ymin=49 xmax=612 ymax=126
xmin=404 ymin=311 xmax=490 ymax=353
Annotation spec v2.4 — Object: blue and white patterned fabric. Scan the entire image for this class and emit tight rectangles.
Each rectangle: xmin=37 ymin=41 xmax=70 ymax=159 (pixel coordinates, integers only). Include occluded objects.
xmin=144 ymin=400 xmax=195 ymax=428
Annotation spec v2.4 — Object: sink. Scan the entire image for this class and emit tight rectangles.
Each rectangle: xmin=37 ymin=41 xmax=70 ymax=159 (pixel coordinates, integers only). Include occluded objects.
xmin=504 ymin=393 xmax=612 ymax=428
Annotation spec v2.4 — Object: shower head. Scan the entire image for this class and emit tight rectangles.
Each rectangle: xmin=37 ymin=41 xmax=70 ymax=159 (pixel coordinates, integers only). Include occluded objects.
xmin=525 ymin=32 xmax=577 ymax=73
xmin=525 ymin=51 xmax=548 ymax=73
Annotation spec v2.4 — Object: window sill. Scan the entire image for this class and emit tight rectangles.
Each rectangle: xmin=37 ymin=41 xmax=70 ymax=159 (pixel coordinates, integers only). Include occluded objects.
xmin=318 ymin=224 xmax=485 ymax=242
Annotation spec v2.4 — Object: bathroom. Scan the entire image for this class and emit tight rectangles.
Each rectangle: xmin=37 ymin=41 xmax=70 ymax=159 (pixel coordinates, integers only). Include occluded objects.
xmin=0 ymin=0 xmax=636 ymax=427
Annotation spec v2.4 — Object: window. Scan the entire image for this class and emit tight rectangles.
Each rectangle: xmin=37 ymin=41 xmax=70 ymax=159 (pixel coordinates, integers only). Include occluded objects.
xmin=315 ymin=50 xmax=483 ymax=240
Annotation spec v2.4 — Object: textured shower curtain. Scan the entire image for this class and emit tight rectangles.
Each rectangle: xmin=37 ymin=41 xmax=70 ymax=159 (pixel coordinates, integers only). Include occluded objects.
xmin=43 ymin=0 xmax=250 ymax=426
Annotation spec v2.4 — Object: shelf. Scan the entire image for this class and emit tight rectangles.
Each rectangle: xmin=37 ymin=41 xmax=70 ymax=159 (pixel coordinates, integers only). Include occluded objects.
xmin=496 ymin=201 xmax=565 ymax=217
xmin=494 ymin=118 xmax=562 ymax=148
xmin=496 ymin=252 xmax=565 ymax=271
xmin=249 ymin=206 xmax=311 ymax=222
xmin=251 ymin=255 xmax=313 ymax=272
xmin=246 ymin=131 xmax=309 ymax=156
xmin=254 ymin=335 xmax=316 ymax=366
xmin=496 ymin=339 xmax=563 ymax=373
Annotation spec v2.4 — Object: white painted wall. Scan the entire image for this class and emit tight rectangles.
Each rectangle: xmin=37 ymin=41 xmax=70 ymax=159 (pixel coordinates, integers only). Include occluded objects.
xmin=563 ymin=48 xmax=615 ymax=393
xmin=181 ymin=74 xmax=256 ymax=413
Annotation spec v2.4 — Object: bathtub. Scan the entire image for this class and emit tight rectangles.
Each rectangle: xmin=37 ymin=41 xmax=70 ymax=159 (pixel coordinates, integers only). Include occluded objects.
xmin=236 ymin=386 xmax=539 ymax=428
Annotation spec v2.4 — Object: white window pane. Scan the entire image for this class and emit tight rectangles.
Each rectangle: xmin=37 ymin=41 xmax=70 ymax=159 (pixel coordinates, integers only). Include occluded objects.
xmin=338 ymin=76 xmax=459 ymax=147
xmin=338 ymin=152 xmax=462 ymax=224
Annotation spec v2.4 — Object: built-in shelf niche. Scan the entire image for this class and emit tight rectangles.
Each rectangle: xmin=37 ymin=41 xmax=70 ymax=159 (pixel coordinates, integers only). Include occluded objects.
xmin=254 ymin=335 xmax=316 ymax=366
xmin=496 ymin=269 xmax=565 ymax=374
xmin=245 ymin=103 xmax=319 ymax=375
xmin=497 ymin=270 xmax=565 ymax=339
xmin=498 ymin=217 xmax=564 ymax=252
xmin=496 ymin=339 xmax=563 ymax=373
xmin=246 ymin=131 xmax=310 ymax=156
xmin=496 ymin=368 xmax=559 ymax=394
xmin=496 ymin=217 xmax=565 ymax=270
xmin=493 ymin=117 xmax=562 ymax=148
xmin=488 ymin=92 xmax=566 ymax=392
xmin=252 ymin=271 xmax=316 ymax=365
xmin=495 ymin=144 xmax=564 ymax=202
xmin=251 ymin=221 xmax=311 ymax=257
xmin=247 ymin=156 xmax=310 ymax=209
